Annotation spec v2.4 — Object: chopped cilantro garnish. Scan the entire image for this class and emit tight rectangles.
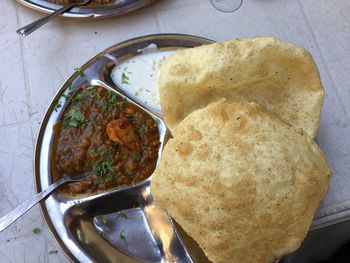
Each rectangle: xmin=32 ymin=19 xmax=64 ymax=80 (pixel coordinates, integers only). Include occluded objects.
xmin=73 ymin=92 xmax=84 ymax=103
xmin=139 ymin=124 xmax=148 ymax=134
xmin=62 ymin=93 xmax=71 ymax=101
xmin=120 ymin=211 xmax=128 ymax=219
xmin=74 ymin=67 xmax=85 ymax=77
xmin=32 ymin=227 xmax=41 ymax=234
xmin=92 ymin=159 xmax=115 ymax=184
xmin=133 ymin=153 xmax=142 ymax=161
xmin=62 ymin=90 xmax=83 ymax=105
xmin=63 ymin=109 xmax=87 ymax=128
xmin=109 ymin=92 xmax=117 ymax=106
xmin=87 ymin=86 xmax=97 ymax=99
xmin=93 ymin=159 xmax=113 ymax=177
xmin=119 ymin=229 xmax=127 ymax=244
xmin=99 ymin=91 xmax=120 ymax=112
xmin=54 ymin=101 xmax=62 ymax=112
xmin=121 ymin=68 xmax=130 ymax=84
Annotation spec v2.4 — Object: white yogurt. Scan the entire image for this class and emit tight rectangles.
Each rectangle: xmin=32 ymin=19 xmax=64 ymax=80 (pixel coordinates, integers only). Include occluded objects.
xmin=111 ymin=48 xmax=176 ymax=115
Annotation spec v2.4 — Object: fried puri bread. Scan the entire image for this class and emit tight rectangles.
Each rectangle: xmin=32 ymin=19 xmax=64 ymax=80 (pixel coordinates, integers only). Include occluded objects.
xmin=151 ymin=100 xmax=331 ymax=263
xmin=158 ymin=37 xmax=324 ymax=138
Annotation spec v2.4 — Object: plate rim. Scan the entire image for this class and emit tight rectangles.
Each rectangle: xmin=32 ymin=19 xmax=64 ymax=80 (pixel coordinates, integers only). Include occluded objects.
xmin=34 ymin=33 xmax=214 ymax=262
xmin=16 ymin=0 xmax=157 ymax=19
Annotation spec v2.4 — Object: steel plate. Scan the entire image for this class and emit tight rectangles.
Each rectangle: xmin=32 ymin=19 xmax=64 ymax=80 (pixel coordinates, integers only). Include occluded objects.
xmin=16 ymin=0 xmax=156 ymax=18
xmin=34 ymin=34 xmax=213 ymax=262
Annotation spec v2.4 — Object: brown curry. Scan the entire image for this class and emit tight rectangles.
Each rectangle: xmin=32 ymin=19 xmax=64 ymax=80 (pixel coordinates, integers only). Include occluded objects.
xmin=45 ymin=0 xmax=115 ymax=6
xmin=52 ymin=86 xmax=160 ymax=195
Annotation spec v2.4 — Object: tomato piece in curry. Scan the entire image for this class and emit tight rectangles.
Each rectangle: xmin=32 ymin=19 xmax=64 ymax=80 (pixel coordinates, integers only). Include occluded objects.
xmin=51 ymin=86 xmax=160 ymax=195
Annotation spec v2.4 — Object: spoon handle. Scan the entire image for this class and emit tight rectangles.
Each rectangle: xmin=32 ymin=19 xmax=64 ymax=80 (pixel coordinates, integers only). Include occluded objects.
xmin=0 ymin=176 xmax=69 ymax=233
xmin=16 ymin=3 xmax=76 ymax=36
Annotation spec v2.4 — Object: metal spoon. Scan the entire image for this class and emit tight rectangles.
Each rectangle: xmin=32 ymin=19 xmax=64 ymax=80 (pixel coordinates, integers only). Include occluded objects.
xmin=0 ymin=172 xmax=92 ymax=233
xmin=16 ymin=0 xmax=92 ymax=37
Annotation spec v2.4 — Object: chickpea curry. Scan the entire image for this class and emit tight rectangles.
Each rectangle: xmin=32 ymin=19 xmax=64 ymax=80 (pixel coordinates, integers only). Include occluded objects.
xmin=52 ymin=86 xmax=160 ymax=195
xmin=45 ymin=0 xmax=115 ymax=6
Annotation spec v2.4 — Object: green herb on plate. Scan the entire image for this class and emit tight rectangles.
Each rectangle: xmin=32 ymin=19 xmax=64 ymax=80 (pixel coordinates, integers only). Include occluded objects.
xmin=32 ymin=227 xmax=41 ymax=234
xmin=62 ymin=93 xmax=71 ymax=101
xmin=109 ymin=92 xmax=117 ymax=104
xmin=92 ymin=159 xmax=115 ymax=184
xmin=93 ymin=159 xmax=113 ymax=177
xmin=119 ymin=229 xmax=127 ymax=244
xmin=139 ymin=123 xmax=148 ymax=134
xmin=68 ymin=84 xmax=75 ymax=91
xmin=133 ymin=153 xmax=142 ymax=161
xmin=87 ymin=86 xmax=97 ymax=99
xmin=120 ymin=211 xmax=128 ymax=219
xmin=74 ymin=67 xmax=85 ymax=77
xmin=121 ymin=68 xmax=130 ymax=84
xmin=54 ymin=101 xmax=62 ymax=112
xmin=73 ymin=92 xmax=84 ymax=103
xmin=63 ymin=109 xmax=87 ymax=128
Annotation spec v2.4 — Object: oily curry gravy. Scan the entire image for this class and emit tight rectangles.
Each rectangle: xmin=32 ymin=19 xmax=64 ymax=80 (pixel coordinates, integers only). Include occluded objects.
xmin=45 ymin=0 xmax=115 ymax=6
xmin=52 ymin=86 xmax=160 ymax=195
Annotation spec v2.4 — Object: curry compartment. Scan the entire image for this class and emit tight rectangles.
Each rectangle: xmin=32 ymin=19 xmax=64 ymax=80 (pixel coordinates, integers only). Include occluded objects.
xmin=44 ymin=0 xmax=116 ymax=6
xmin=51 ymin=85 xmax=160 ymax=195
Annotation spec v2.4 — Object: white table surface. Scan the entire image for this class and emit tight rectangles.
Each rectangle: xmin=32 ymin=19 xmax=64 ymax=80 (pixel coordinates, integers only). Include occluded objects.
xmin=0 ymin=0 xmax=349 ymax=262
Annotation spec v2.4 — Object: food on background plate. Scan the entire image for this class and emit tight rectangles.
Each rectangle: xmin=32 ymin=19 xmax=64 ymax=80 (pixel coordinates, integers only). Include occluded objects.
xmin=151 ymin=100 xmax=332 ymax=263
xmin=45 ymin=0 xmax=115 ymax=6
xmin=52 ymin=86 xmax=160 ymax=195
xmin=158 ymin=37 xmax=324 ymax=138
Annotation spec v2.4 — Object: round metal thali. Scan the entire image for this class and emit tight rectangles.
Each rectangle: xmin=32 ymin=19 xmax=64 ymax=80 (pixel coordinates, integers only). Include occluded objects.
xmin=16 ymin=0 xmax=156 ymax=18
xmin=34 ymin=34 xmax=213 ymax=262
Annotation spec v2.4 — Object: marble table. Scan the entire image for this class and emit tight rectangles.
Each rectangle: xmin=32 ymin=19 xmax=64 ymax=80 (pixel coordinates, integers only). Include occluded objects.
xmin=0 ymin=0 xmax=349 ymax=262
